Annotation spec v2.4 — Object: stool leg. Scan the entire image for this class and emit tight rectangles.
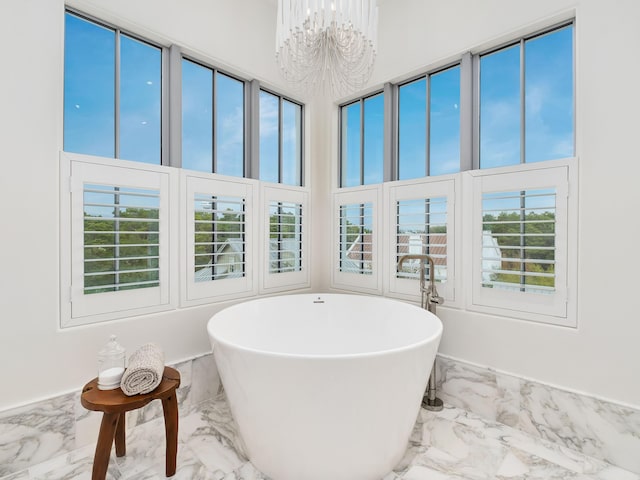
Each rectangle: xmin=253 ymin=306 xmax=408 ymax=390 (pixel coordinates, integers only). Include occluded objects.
xmin=93 ymin=412 xmax=119 ymax=480
xmin=162 ymin=393 xmax=179 ymax=477
xmin=115 ymin=411 xmax=126 ymax=457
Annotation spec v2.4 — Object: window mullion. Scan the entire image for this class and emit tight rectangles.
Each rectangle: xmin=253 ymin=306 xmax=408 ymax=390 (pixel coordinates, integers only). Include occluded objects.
xmin=471 ymin=53 xmax=481 ymax=170
xmin=167 ymin=46 xmax=181 ymax=167
xmin=278 ymin=98 xmax=283 ymax=183
xmin=383 ymin=82 xmax=396 ymax=182
xmin=520 ymin=38 xmax=526 ymax=165
xmin=360 ymin=99 xmax=365 ymax=185
xmin=114 ymin=30 xmax=121 ymax=159
xmin=425 ymin=75 xmax=431 ymax=176
xmin=212 ymin=70 xmax=217 ymax=173
xmin=247 ymin=80 xmax=260 ymax=179
xmin=460 ymin=52 xmax=473 ymax=172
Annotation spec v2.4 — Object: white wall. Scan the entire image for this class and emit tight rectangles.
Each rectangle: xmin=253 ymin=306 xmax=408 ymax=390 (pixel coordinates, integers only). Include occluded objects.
xmin=0 ymin=0 xmax=317 ymax=411
xmin=2 ymin=0 xmax=639 ymax=411
xmin=351 ymin=0 xmax=640 ymax=406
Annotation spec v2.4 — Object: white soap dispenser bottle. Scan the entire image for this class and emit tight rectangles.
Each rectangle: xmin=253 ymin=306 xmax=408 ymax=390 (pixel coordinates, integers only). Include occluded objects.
xmin=97 ymin=335 xmax=126 ymax=390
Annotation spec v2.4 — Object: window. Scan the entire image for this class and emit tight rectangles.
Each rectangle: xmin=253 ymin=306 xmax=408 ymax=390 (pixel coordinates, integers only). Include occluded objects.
xmin=182 ymin=59 xmax=245 ymax=176
xmin=469 ymin=163 xmax=574 ymax=324
xmin=261 ymin=185 xmax=309 ymax=292
xmin=194 ymin=195 xmax=246 ymax=282
xmin=259 ymin=90 xmax=303 ymax=186
xmin=386 ymin=178 xmax=457 ymax=303
xmin=398 ymin=66 xmax=461 ymax=180
xmin=340 ymin=92 xmax=385 ymax=187
xmin=339 ymin=202 xmax=374 ymax=275
xmin=395 ymin=197 xmax=448 ymax=282
xmin=61 ymin=11 xmax=310 ymax=326
xmin=269 ymin=201 xmax=302 ymax=274
xmin=480 ymin=189 xmax=556 ymax=293
xmin=479 ymin=24 xmax=574 ymax=168
xmin=61 ymin=153 xmax=174 ymax=326
xmin=333 ymin=21 xmax=575 ymax=325
xmin=83 ymin=184 xmax=160 ymax=294
xmin=182 ymin=173 xmax=257 ymax=305
xmin=332 ymin=187 xmax=381 ymax=293
xmin=64 ymin=11 xmax=162 ymax=164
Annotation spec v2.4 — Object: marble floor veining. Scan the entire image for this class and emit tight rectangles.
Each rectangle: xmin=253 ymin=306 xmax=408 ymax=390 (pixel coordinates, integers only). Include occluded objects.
xmin=4 ymin=393 xmax=638 ymax=480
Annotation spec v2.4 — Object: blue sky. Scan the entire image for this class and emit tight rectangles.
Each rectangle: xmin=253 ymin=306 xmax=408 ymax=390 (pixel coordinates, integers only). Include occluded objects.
xmin=64 ymin=13 xmax=161 ymax=163
xmin=64 ymin=13 xmax=572 ymax=189
xmin=341 ymin=24 xmax=574 ymax=185
xmin=65 ymin=12 xmax=301 ymax=183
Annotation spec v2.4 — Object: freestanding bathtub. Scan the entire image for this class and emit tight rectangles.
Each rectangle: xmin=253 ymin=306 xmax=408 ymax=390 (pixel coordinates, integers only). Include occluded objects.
xmin=207 ymin=293 xmax=442 ymax=480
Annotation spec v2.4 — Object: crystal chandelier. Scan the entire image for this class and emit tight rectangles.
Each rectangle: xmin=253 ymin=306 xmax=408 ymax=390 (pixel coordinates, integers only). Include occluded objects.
xmin=276 ymin=0 xmax=378 ymax=98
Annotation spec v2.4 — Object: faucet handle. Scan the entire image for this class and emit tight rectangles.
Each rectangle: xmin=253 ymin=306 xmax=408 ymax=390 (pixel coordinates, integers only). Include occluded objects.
xmin=428 ymin=294 xmax=444 ymax=305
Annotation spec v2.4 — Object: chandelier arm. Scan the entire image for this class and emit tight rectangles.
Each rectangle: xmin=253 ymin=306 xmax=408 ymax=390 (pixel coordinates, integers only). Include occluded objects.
xmin=276 ymin=0 xmax=378 ymax=98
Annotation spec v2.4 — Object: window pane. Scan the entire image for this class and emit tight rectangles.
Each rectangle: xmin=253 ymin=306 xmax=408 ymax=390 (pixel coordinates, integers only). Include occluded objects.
xmin=64 ymin=13 xmax=115 ymax=158
xmin=339 ymin=203 xmax=373 ymax=274
xmin=398 ymin=78 xmax=427 ymax=180
xmin=282 ymin=100 xmax=302 ymax=186
xmin=269 ymin=201 xmax=303 ymax=273
xmin=480 ymin=44 xmax=521 ymax=169
xmin=430 ymin=66 xmax=460 ymax=176
xmin=182 ymin=60 xmax=213 ymax=172
xmin=216 ymin=73 xmax=244 ymax=177
xmin=396 ymin=197 xmax=448 ymax=283
xmin=525 ymin=26 xmax=574 ymax=163
xmin=481 ymin=189 xmax=556 ymax=293
xmin=83 ymin=184 xmax=160 ymax=294
xmin=363 ymin=94 xmax=384 ymax=184
xmin=120 ymin=35 xmax=161 ymax=164
xmin=340 ymin=102 xmax=361 ymax=187
xmin=194 ymin=195 xmax=245 ymax=282
xmin=259 ymin=91 xmax=280 ymax=183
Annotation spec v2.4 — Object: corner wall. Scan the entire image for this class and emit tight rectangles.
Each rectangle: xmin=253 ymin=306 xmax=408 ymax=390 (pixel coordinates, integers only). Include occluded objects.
xmin=331 ymin=0 xmax=640 ymax=406
xmin=0 ymin=0 xmax=312 ymax=411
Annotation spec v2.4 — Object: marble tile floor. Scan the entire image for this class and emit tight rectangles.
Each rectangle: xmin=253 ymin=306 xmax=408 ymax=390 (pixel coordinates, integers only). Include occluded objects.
xmin=3 ymin=394 xmax=638 ymax=480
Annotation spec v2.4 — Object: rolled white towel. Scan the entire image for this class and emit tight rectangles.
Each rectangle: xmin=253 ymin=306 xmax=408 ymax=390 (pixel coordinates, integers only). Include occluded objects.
xmin=120 ymin=343 xmax=165 ymax=396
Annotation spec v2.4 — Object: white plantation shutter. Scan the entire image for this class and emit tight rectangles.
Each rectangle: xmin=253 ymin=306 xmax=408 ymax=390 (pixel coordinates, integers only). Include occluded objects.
xmin=63 ymin=155 xmax=174 ymax=326
xmin=339 ymin=202 xmax=374 ymax=275
xmin=470 ymin=165 xmax=571 ymax=324
xmin=193 ymin=194 xmax=246 ymax=282
xmin=261 ymin=185 xmax=310 ymax=292
xmin=332 ymin=187 xmax=381 ymax=293
xmin=268 ymin=201 xmax=303 ymax=273
xmin=83 ymin=184 xmax=161 ymax=294
xmin=480 ymin=189 xmax=557 ymax=293
xmin=182 ymin=172 xmax=257 ymax=305
xmin=386 ymin=178 xmax=456 ymax=303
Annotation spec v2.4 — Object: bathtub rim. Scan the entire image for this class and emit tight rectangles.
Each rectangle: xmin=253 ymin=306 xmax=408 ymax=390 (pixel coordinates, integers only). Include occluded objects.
xmin=207 ymin=293 xmax=443 ymax=361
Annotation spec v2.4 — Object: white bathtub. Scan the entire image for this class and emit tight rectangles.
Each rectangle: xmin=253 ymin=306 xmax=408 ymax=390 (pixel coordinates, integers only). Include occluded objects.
xmin=207 ymin=293 xmax=442 ymax=480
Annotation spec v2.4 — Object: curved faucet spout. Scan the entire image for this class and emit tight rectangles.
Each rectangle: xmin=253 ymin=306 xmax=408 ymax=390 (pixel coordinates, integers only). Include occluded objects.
xmin=397 ymin=254 xmax=443 ymax=312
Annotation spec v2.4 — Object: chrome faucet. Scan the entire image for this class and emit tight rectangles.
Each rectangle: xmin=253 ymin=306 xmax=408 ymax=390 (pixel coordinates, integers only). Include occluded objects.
xmin=397 ymin=254 xmax=444 ymax=313
xmin=397 ymin=254 xmax=444 ymax=411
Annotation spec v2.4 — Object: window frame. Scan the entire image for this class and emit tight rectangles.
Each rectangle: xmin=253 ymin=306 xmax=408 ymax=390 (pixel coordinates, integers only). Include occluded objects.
xmin=179 ymin=54 xmax=249 ymax=176
xmin=332 ymin=19 xmax=577 ymax=327
xmin=396 ymin=63 xmax=462 ymax=180
xmin=383 ymin=175 xmax=460 ymax=306
xmin=331 ymin=186 xmax=383 ymax=293
xmin=260 ymin=184 xmax=310 ymax=293
xmin=472 ymin=21 xmax=576 ymax=169
xmin=61 ymin=10 xmax=311 ymax=327
xmin=180 ymin=170 xmax=259 ymax=307
xmin=60 ymin=152 xmax=179 ymax=327
xmin=63 ymin=8 xmax=169 ymax=165
xmin=338 ymin=90 xmax=386 ymax=188
xmin=465 ymin=158 xmax=577 ymax=326
xmin=256 ymin=87 xmax=305 ymax=186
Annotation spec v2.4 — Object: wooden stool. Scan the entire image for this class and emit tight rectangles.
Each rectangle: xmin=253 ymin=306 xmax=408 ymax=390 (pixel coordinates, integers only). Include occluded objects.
xmin=81 ymin=366 xmax=181 ymax=480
